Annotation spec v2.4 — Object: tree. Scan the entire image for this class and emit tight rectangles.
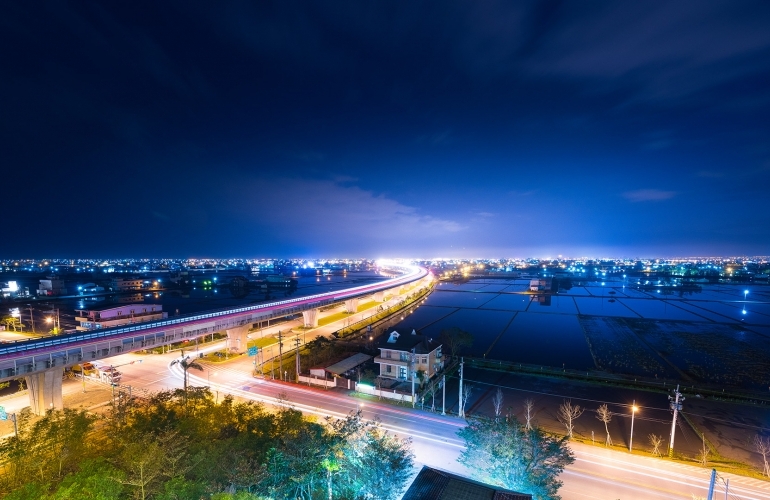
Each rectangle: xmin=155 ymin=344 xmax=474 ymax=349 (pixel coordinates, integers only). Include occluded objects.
xmin=649 ymin=434 xmax=662 ymax=457
xmin=460 ymin=384 xmax=473 ymax=417
xmin=596 ymin=404 xmax=613 ymax=447
xmin=523 ymin=398 xmax=535 ymax=430
xmin=49 ymin=458 xmax=124 ymax=500
xmin=556 ymin=400 xmax=583 ymax=440
xmin=428 ymin=381 xmax=440 ymax=412
xmin=302 ymin=411 xmax=415 ymax=500
xmin=439 ymin=327 xmax=474 ymax=359
xmin=458 ymin=415 xmax=575 ymax=500
xmin=2 ymin=316 xmax=23 ymax=332
xmin=170 ymin=351 xmax=204 ymax=401
xmin=415 ymin=369 xmax=426 ymax=388
xmin=754 ymin=434 xmax=770 ymax=477
xmin=697 ymin=432 xmax=709 ymax=466
xmin=0 ymin=407 xmax=97 ymax=491
xmin=492 ymin=387 xmax=504 ymax=420
xmin=330 ymin=412 xmax=414 ymax=500
xmin=117 ymin=436 xmax=164 ymax=500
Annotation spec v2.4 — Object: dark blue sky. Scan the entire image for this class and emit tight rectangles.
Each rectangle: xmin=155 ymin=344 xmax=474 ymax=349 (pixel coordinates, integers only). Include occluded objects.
xmin=3 ymin=2 xmax=769 ymax=259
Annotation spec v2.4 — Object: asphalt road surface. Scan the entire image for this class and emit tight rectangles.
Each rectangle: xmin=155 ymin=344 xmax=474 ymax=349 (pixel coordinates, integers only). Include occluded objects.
xmin=120 ymin=345 xmax=770 ymax=500
xmin=3 ymin=319 xmax=770 ymax=499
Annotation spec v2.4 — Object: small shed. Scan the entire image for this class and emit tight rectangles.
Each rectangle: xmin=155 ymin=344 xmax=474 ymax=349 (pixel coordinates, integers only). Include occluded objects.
xmin=309 ymin=352 xmax=372 ymax=379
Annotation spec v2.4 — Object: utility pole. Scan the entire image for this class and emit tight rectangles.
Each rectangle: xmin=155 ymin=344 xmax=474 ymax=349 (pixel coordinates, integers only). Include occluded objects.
xmin=28 ymin=306 xmax=34 ymax=333
xmin=629 ymin=400 xmax=637 ymax=452
xmin=459 ymin=357 xmax=465 ymax=418
xmin=294 ymin=337 xmax=302 ymax=382
xmin=410 ymin=348 xmax=416 ymax=408
xmin=441 ymin=374 xmax=446 ymax=415
xmin=707 ymin=468 xmax=716 ymax=500
xmin=668 ymin=384 xmax=684 ymax=457
xmin=278 ymin=330 xmax=284 ymax=381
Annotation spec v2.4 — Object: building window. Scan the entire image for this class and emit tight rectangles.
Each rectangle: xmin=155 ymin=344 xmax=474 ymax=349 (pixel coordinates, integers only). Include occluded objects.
xmin=385 ymin=350 xmax=391 ymax=359
xmin=386 ymin=365 xmax=392 ymax=373
xmin=398 ymin=366 xmax=407 ymax=379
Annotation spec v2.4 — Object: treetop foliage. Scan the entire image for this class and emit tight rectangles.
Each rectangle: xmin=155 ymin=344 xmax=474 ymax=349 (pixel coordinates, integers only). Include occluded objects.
xmin=457 ymin=414 xmax=575 ymax=500
xmin=0 ymin=388 xmax=414 ymax=500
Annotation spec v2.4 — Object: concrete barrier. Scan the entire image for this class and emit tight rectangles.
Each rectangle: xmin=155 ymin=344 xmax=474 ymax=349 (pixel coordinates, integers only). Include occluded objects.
xmin=355 ymin=382 xmax=414 ymax=404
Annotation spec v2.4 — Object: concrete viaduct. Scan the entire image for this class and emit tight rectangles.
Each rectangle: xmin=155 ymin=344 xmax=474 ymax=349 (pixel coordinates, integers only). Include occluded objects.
xmin=0 ymin=265 xmax=429 ymax=414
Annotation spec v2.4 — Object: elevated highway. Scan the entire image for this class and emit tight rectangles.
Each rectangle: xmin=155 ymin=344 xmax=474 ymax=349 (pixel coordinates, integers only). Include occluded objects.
xmin=0 ymin=265 xmax=430 ymax=413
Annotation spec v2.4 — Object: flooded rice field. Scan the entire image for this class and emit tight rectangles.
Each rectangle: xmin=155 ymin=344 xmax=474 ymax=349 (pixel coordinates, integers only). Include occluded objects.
xmin=388 ymin=278 xmax=770 ymax=389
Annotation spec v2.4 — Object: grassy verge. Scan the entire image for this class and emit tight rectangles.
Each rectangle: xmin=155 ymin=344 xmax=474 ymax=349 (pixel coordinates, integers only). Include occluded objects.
xmin=318 ymin=311 xmax=353 ymax=326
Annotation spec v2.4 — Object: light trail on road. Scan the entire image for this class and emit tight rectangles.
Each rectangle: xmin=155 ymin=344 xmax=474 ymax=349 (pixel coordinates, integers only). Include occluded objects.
xmin=164 ymin=359 xmax=770 ymax=500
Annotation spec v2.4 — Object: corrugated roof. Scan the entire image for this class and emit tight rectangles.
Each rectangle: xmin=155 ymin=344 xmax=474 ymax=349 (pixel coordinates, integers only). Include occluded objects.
xmin=402 ymin=466 xmax=532 ymax=500
xmin=324 ymin=352 xmax=372 ymax=376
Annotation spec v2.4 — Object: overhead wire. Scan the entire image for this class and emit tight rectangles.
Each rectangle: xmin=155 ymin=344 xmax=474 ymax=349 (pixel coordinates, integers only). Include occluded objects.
xmin=457 ymin=375 xmax=669 ymax=412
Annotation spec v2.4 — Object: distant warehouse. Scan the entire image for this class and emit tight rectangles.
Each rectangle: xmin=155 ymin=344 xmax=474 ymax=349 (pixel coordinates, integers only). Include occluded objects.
xmin=75 ymin=304 xmax=167 ymax=331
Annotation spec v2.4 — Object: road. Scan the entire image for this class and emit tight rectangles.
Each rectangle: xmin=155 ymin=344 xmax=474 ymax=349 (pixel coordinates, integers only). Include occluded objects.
xmin=3 ymin=313 xmax=770 ymax=499
xmin=121 ymin=345 xmax=770 ymax=500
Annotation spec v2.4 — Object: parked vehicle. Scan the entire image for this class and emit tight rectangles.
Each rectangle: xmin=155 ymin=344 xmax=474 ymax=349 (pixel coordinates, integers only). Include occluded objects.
xmin=71 ymin=362 xmax=97 ymax=376
xmin=73 ymin=361 xmax=122 ymax=384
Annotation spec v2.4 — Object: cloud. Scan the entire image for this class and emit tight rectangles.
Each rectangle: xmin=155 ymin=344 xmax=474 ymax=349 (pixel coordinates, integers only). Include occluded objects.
xmin=292 ymin=151 xmax=326 ymax=162
xmin=151 ymin=211 xmax=170 ymax=222
xmin=643 ymin=140 xmax=672 ymax=151
xmin=507 ymin=189 xmax=537 ymax=197
xmin=622 ymin=189 xmax=676 ymax=202
xmin=415 ymin=130 xmax=453 ymax=146
xmin=474 ymin=211 xmax=496 ymax=218
xmin=520 ymin=3 xmax=770 ymax=104
xmin=229 ymin=178 xmax=465 ymax=251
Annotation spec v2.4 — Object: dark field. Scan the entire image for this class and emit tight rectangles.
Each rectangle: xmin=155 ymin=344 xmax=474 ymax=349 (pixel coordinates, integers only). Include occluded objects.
xmin=389 ymin=278 xmax=770 ymax=389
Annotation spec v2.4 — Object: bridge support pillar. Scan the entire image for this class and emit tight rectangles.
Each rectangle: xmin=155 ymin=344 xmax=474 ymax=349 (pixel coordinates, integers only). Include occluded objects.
xmin=373 ymin=291 xmax=385 ymax=302
xmin=26 ymin=366 xmax=64 ymax=415
xmin=226 ymin=325 xmax=250 ymax=353
xmin=302 ymin=309 xmax=319 ymax=328
xmin=344 ymin=298 xmax=359 ymax=314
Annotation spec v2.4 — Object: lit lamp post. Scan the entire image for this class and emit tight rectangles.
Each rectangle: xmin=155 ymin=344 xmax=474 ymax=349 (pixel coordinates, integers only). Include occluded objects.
xmin=743 ymin=290 xmax=748 ymax=315
xmin=629 ymin=401 xmax=638 ymax=452
xmin=45 ymin=309 xmax=60 ymax=334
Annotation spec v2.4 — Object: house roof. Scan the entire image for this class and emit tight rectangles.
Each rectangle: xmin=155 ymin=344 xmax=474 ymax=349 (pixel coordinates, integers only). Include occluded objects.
xmin=378 ymin=330 xmax=440 ymax=354
xmin=402 ymin=466 xmax=532 ymax=500
xmin=323 ymin=353 xmax=372 ymax=376
xmin=74 ymin=303 xmax=155 ymax=313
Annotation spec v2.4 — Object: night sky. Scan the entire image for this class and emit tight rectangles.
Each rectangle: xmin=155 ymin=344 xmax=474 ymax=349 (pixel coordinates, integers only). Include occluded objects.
xmin=3 ymin=2 xmax=769 ymax=259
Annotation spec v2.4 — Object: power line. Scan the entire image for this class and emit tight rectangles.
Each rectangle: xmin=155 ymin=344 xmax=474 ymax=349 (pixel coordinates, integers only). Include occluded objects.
xmin=459 ymin=376 xmax=669 ymax=412
xmin=681 ymin=411 xmax=770 ymax=434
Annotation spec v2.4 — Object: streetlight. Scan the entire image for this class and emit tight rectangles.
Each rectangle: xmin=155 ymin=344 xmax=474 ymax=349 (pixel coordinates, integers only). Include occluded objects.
xmin=44 ymin=308 xmax=60 ymax=333
xmin=629 ymin=401 xmax=638 ymax=452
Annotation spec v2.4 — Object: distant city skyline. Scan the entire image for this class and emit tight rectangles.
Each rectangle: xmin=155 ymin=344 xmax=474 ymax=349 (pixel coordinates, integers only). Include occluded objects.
xmin=2 ymin=3 xmax=769 ymax=257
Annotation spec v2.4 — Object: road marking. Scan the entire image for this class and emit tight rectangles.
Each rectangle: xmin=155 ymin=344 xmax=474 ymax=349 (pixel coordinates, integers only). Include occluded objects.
xmin=145 ymin=377 xmax=171 ymax=384
xmin=565 ymin=467 xmax=695 ymax=499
